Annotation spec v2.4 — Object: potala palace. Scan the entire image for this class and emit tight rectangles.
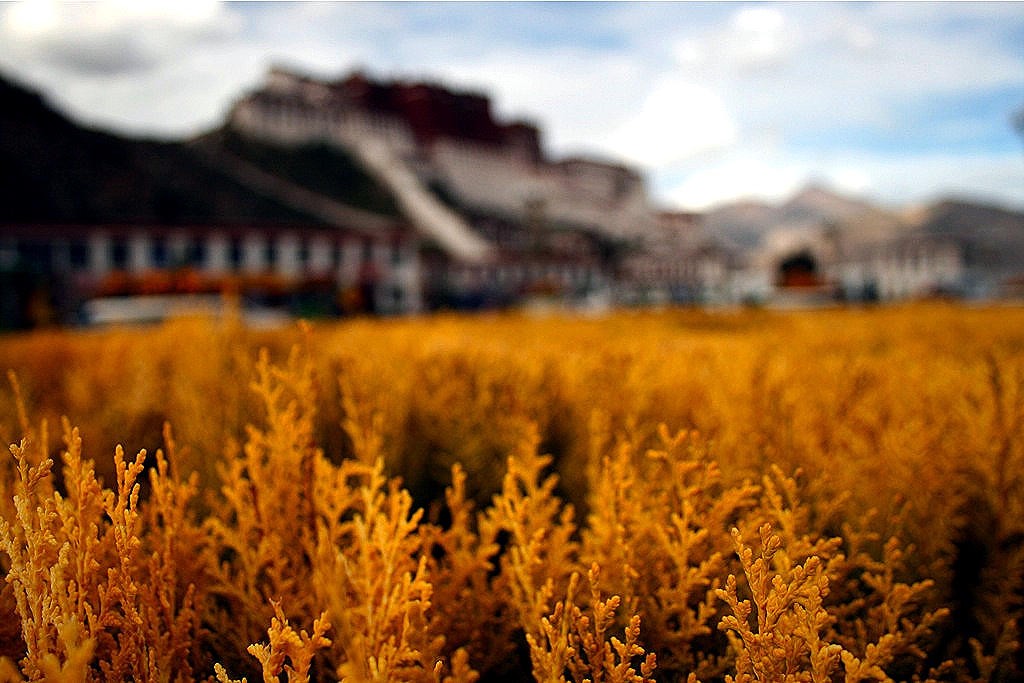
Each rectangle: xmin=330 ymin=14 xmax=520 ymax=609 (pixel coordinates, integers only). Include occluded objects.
xmin=3 ymin=66 xmax=1021 ymax=327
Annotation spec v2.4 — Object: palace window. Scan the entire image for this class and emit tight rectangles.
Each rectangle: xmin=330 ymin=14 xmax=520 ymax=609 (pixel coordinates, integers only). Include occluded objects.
xmin=111 ymin=239 xmax=129 ymax=269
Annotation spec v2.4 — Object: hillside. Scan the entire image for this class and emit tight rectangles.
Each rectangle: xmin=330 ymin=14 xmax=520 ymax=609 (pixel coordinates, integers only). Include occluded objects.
xmin=0 ymin=73 xmax=399 ymax=226
xmin=190 ymin=127 xmax=402 ymax=219
xmin=917 ymin=199 xmax=1024 ymax=275
xmin=699 ymin=199 xmax=777 ymax=249
xmin=700 ymin=185 xmax=904 ymax=253
xmin=776 ymin=184 xmax=880 ymax=226
xmin=702 ymin=185 xmax=1024 ymax=272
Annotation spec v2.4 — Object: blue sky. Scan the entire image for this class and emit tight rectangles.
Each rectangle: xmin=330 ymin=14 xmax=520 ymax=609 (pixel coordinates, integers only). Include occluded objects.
xmin=1 ymin=1 xmax=1022 ymax=212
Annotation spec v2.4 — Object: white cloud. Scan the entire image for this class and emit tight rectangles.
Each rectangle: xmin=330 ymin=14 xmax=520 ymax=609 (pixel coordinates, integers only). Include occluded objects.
xmin=0 ymin=2 xmax=1021 ymax=210
xmin=826 ymin=167 xmax=874 ymax=197
xmin=671 ymin=39 xmax=704 ymax=67
xmin=663 ymin=2 xmax=1023 ymax=145
xmin=1 ymin=0 xmax=240 ymax=75
xmin=0 ymin=0 xmax=259 ymax=135
xmin=390 ymin=47 xmax=645 ymax=161
xmin=842 ymin=23 xmax=876 ymax=52
xmin=660 ymin=151 xmax=1024 ymax=212
xmin=666 ymin=4 xmax=799 ymax=79
xmin=4 ymin=0 xmax=57 ymax=36
xmin=604 ymin=77 xmax=738 ymax=168
xmin=729 ymin=6 xmax=792 ymax=69
xmin=663 ymin=157 xmax=809 ymax=210
xmin=846 ymin=153 xmax=1024 ymax=209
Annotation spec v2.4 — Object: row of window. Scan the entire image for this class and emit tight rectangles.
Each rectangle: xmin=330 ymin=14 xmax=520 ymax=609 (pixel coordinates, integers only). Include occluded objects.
xmin=1 ymin=234 xmax=409 ymax=274
xmin=448 ymin=262 xmax=601 ymax=289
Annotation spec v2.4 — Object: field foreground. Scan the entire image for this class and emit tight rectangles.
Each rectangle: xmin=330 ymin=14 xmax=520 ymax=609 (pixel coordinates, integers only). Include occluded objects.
xmin=0 ymin=304 xmax=1022 ymax=682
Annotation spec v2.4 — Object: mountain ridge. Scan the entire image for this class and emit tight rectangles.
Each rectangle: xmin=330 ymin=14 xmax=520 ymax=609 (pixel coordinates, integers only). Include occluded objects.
xmin=701 ymin=181 xmax=1024 ymax=262
xmin=0 ymin=72 xmax=401 ymax=227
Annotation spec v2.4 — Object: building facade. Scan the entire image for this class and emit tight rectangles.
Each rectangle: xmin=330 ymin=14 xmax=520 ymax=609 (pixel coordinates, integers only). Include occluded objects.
xmin=0 ymin=222 xmax=421 ymax=327
xmin=224 ymin=67 xmax=676 ymax=309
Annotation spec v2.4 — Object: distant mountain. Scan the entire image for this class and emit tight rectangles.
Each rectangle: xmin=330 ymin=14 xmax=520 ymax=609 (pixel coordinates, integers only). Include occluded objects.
xmin=0 ymin=73 xmax=398 ymax=226
xmin=701 ymin=184 xmax=901 ymax=250
xmin=914 ymin=199 xmax=1024 ymax=276
xmin=777 ymin=184 xmax=879 ymax=225
xmin=700 ymin=199 xmax=777 ymax=249
xmin=702 ymin=184 xmax=1024 ymax=287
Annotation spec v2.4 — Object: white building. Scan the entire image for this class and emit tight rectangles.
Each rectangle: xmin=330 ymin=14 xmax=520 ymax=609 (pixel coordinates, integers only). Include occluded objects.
xmin=228 ymin=68 xmax=657 ymax=248
xmin=0 ymin=222 xmax=422 ymax=324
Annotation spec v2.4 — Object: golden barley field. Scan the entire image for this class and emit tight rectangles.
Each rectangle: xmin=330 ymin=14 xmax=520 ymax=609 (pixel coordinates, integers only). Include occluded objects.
xmin=0 ymin=303 xmax=1022 ymax=682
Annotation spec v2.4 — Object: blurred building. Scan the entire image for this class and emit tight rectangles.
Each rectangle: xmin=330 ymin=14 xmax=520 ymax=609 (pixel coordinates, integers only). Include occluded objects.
xmin=225 ymin=67 xmax=663 ymax=310
xmin=701 ymin=186 xmax=976 ymax=306
xmin=0 ymin=70 xmax=423 ymax=327
xmin=0 ymin=222 xmax=420 ymax=326
xmin=4 ymin=68 xmax=1021 ymax=327
xmin=230 ymin=68 xmax=653 ymax=240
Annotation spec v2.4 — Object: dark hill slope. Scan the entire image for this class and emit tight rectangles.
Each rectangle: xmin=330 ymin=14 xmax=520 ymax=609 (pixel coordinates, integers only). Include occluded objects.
xmin=919 ymin=199 xmax=1024 ymax=275
xmin=192 ymin=127 xmax=401 ymax=218
xmin=0 ymin=74 xmax=397 ymax=225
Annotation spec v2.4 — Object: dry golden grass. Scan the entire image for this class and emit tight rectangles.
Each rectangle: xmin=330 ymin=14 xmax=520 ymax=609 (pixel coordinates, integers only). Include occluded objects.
xmin=0 ymin=303 xmax=1021 ymax=681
